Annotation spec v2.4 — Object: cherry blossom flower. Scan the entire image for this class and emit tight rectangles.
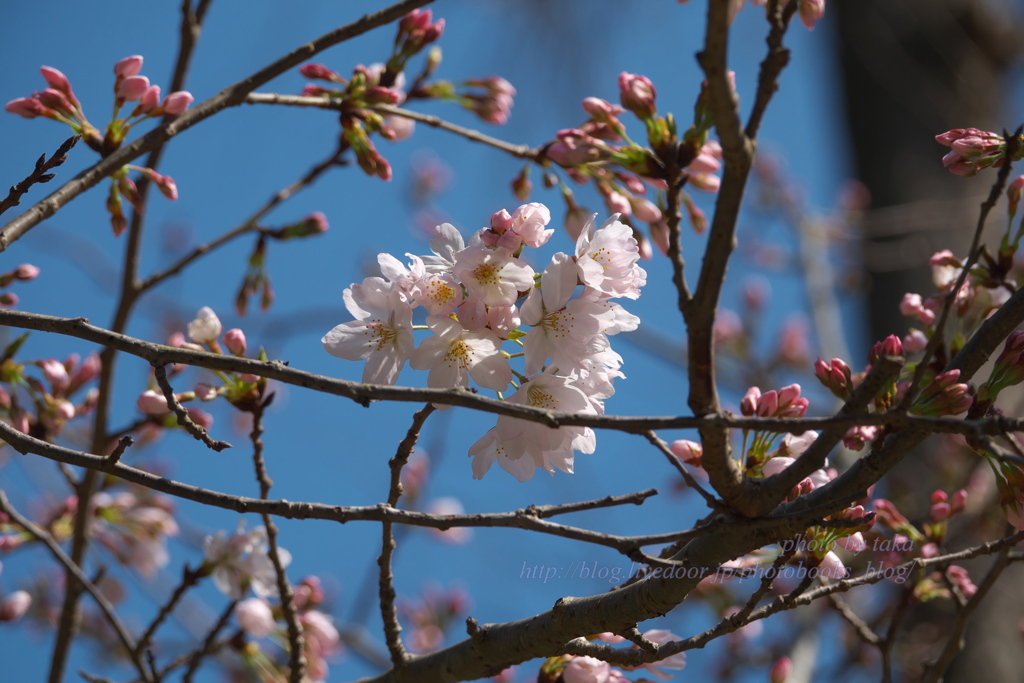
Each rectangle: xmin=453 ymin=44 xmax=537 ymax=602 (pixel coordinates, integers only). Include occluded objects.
xmin=410 ymin=316 xmax=511 ymax=394
xmin=203 ymin=523 xmax=291 ymax=599
xmin=575 ymin=215 xmax=647 ymax=299
xmin=470 ymin=373 xmax=597 ymax=481
xmin=322 ymin=277 xmax=414 ymax=385
xmin=420 ymin=222 xmax=465 ymax=274
xmin=452 ymin=246 xmax=535 ymax=307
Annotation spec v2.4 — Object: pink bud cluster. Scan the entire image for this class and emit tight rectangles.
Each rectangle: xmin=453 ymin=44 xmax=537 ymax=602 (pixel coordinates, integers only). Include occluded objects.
xmin=528 ymin=72 xmax=723 ymax=254
xmin=6 ymin=57 xmax=192 ymax=157
xmin=935 ymin=128 xmax=1024 ymax=177
xmin=978 ymin=330 xmax=1024 ymax=404
xmin=814 ymin=357 xmax=853 ymax=400
xmin=0 ymin=347 xmax=100 ymax=439
xmin=0 ymin=263 xmax=40 ymax=309
xmin=740 ymin=384 xmax=808 ymax=418
xmin=910 ymin=369 xmax=972 ymax=417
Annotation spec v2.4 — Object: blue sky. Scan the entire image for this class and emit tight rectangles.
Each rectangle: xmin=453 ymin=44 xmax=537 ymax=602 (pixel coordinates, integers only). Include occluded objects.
xmin=0 ymin=1 xmax=861 ymax=681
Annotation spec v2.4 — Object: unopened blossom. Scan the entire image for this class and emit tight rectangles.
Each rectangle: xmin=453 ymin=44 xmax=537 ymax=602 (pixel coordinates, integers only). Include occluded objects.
xmin=1009 ymin=175 xmax=1024 ymax=216
xmin=13 ymin=264 xmax=39 ymax=280
xmin=770 ymin=656 xmax=793 ymax=683
xmin=452 ymin=246 xmax=535 ymax=307
xmin=187 ymin=306 xmax=222 ymax=344
xmin=0 ymin=590 xmax=31 ymax=622
xmin=843 ymin=425 xmax=878 ymax=451
xmin=899 ymin=292 xmax=937 ymax=326
xmin=236 ymin=598 xmax=276 ymax=638
xmin=575 ymin=215 xmax=647 ymax=299
xmin=798 ymin=0 xmax=825 ymax=29
xmin=40 ymin=358 xmax=70 ymax=392
xmin=818 ymin=551 xmax=846 ymax=580
xmin=322 ymin=277 xmax=414 ymax=385
xmin=410 ymin=316 xmax=511 ymax=393
xmin=114 ymin=55 xmax=143 ymax=79
xmin=161 ymin=91 xmax=193 ymax=115
xmin=223 ymin=328 xmax=247 ymax=356
xmin=136 ymin=390 xmax=170 ymax=415
xmin=117 ymin=75 xmax=150 ymax=103
xmin=814 ymin=357 xmax=853 ymax=400
xmin=670 ymin=439 xmax=702 ymax=467
xmin=510 ymin=202 xmax=554 ymax=248
xmin=618 ymin=72 xmax=656 ymax=119
xmin=903 ymin=329 xmax=928 ymax=353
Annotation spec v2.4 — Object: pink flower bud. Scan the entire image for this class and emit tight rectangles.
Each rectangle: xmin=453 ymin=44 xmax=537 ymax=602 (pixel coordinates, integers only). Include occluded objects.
xmin=0 ymin=590 xmax=31 ymax=622
xmin=0 ymin=292 xmax=19 ymax=308
xmin=148 ymin=172 xmax=178 ymax=200
xmin=114 ymin=55 xmax=144 ymax=79
xmin=40 ymin=358 xmax=70 ymax=392
xmin=14 ymin=264 xmax=39 ymax=280
xmin=1009 ymin=175 xmax=1024 ymax=215
xmin=770 ymin=656 xmax=792 ymax=683
xmin=195 ymin=383 xmax=219 ymax=401
xmin=40 ymin=66 xmax=72 ymax=93
xmin=757 ymin=390 xmax=779 ymax=417
xmin=299 ymin=63 xmax=341 ymax=82
xmin=618 ymin=72 xmax=657 ymax=119
xmin=669 ymin=439 xmax=703 ymax=467
xmin=137 ymin=85 xmax=161 ymax=114
xmin=236 ymin=598 xmax=276 ymax=638
xmin=5 ymin=97 xmax=50 ymax=119
xmin=951 ymin=489 xmax=968 ymax=514
xmin=777 ymin=383 xmax=802 ymax=408
xmin=930 ymin=501 xmax=951 ymax=522
xmin=798 ymin=0 xmax=825 ymax=30
xmin=489 ymin=209 xmax=512 ymax=234
xmin=54 ymin=399 xmax=75 ymax=421
xmin=37 ymin=89 xmax=74 ymax=115
xmin=117 ymin=75 xmax=150 ymax=103
xmin=903 ymin=330 xmax=928 ymax=353
xmin=740 ymin=386 xmax=761 ymax=416
xmin=630 ymin=197 xmax=662 ymax=223
xmin=223 ymin=328 xmax=247 ymax=356
xmin=162 ymin=91 xmax=193 ymax=115
xmin=137 ymin=390 xmax=170 ymax=415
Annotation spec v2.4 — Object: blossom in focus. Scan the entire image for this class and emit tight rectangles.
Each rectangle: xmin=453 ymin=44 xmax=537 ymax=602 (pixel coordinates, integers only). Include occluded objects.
xmin=410 ymin=316 xmax=511 ymax=393
xmin=322 ymin=277 xmax=415 ymax=385
xmin=187 ymin=306 xmax=222 ymax=345
xmin=575 ymin=215 xmax=647 ymax=299
xmin=452 ymin=246 xmax=535 ymax=307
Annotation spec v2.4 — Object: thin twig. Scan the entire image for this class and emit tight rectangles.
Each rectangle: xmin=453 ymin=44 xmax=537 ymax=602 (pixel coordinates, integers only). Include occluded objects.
xmin=642 ymin=430 xmax=723 ymax=509
xmin=921 ymin=543 xmax=1015 ymax=683
xmin=139 ymin=137 xmax=348 ymax=293
xmin=0 ymin=135 xmax=79 ymax=217
xmin=243 ymin=94 xmax=540 ymax=161
xmin=153 ymin=364 xmax=231 ymax=451
xmin=182 ymin=599 xmax=238 ymax=683
xmin=899 ymin=128 xmax=1023 ymax=411
xmin=250 ymin=399 xmax=306 ymax=683
xmin=380 ymin=404 xmax=435 ymax=667
xmin=828 ymin=594 xmax=880 ymax=646
xmin=0 ymin=491 xmax=152 ymax=683
xmin=133 ymin=563 xmax=204 ymax=661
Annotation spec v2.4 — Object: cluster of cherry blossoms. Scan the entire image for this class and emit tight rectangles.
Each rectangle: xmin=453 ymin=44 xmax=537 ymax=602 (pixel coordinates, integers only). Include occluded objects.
xmin=298 ymin=8 xmax=514 ymax=182
xmin=5 ymin=55 xmax=192 ymax=235
xmin=323 ymin=203 xmax=645 ymax=481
